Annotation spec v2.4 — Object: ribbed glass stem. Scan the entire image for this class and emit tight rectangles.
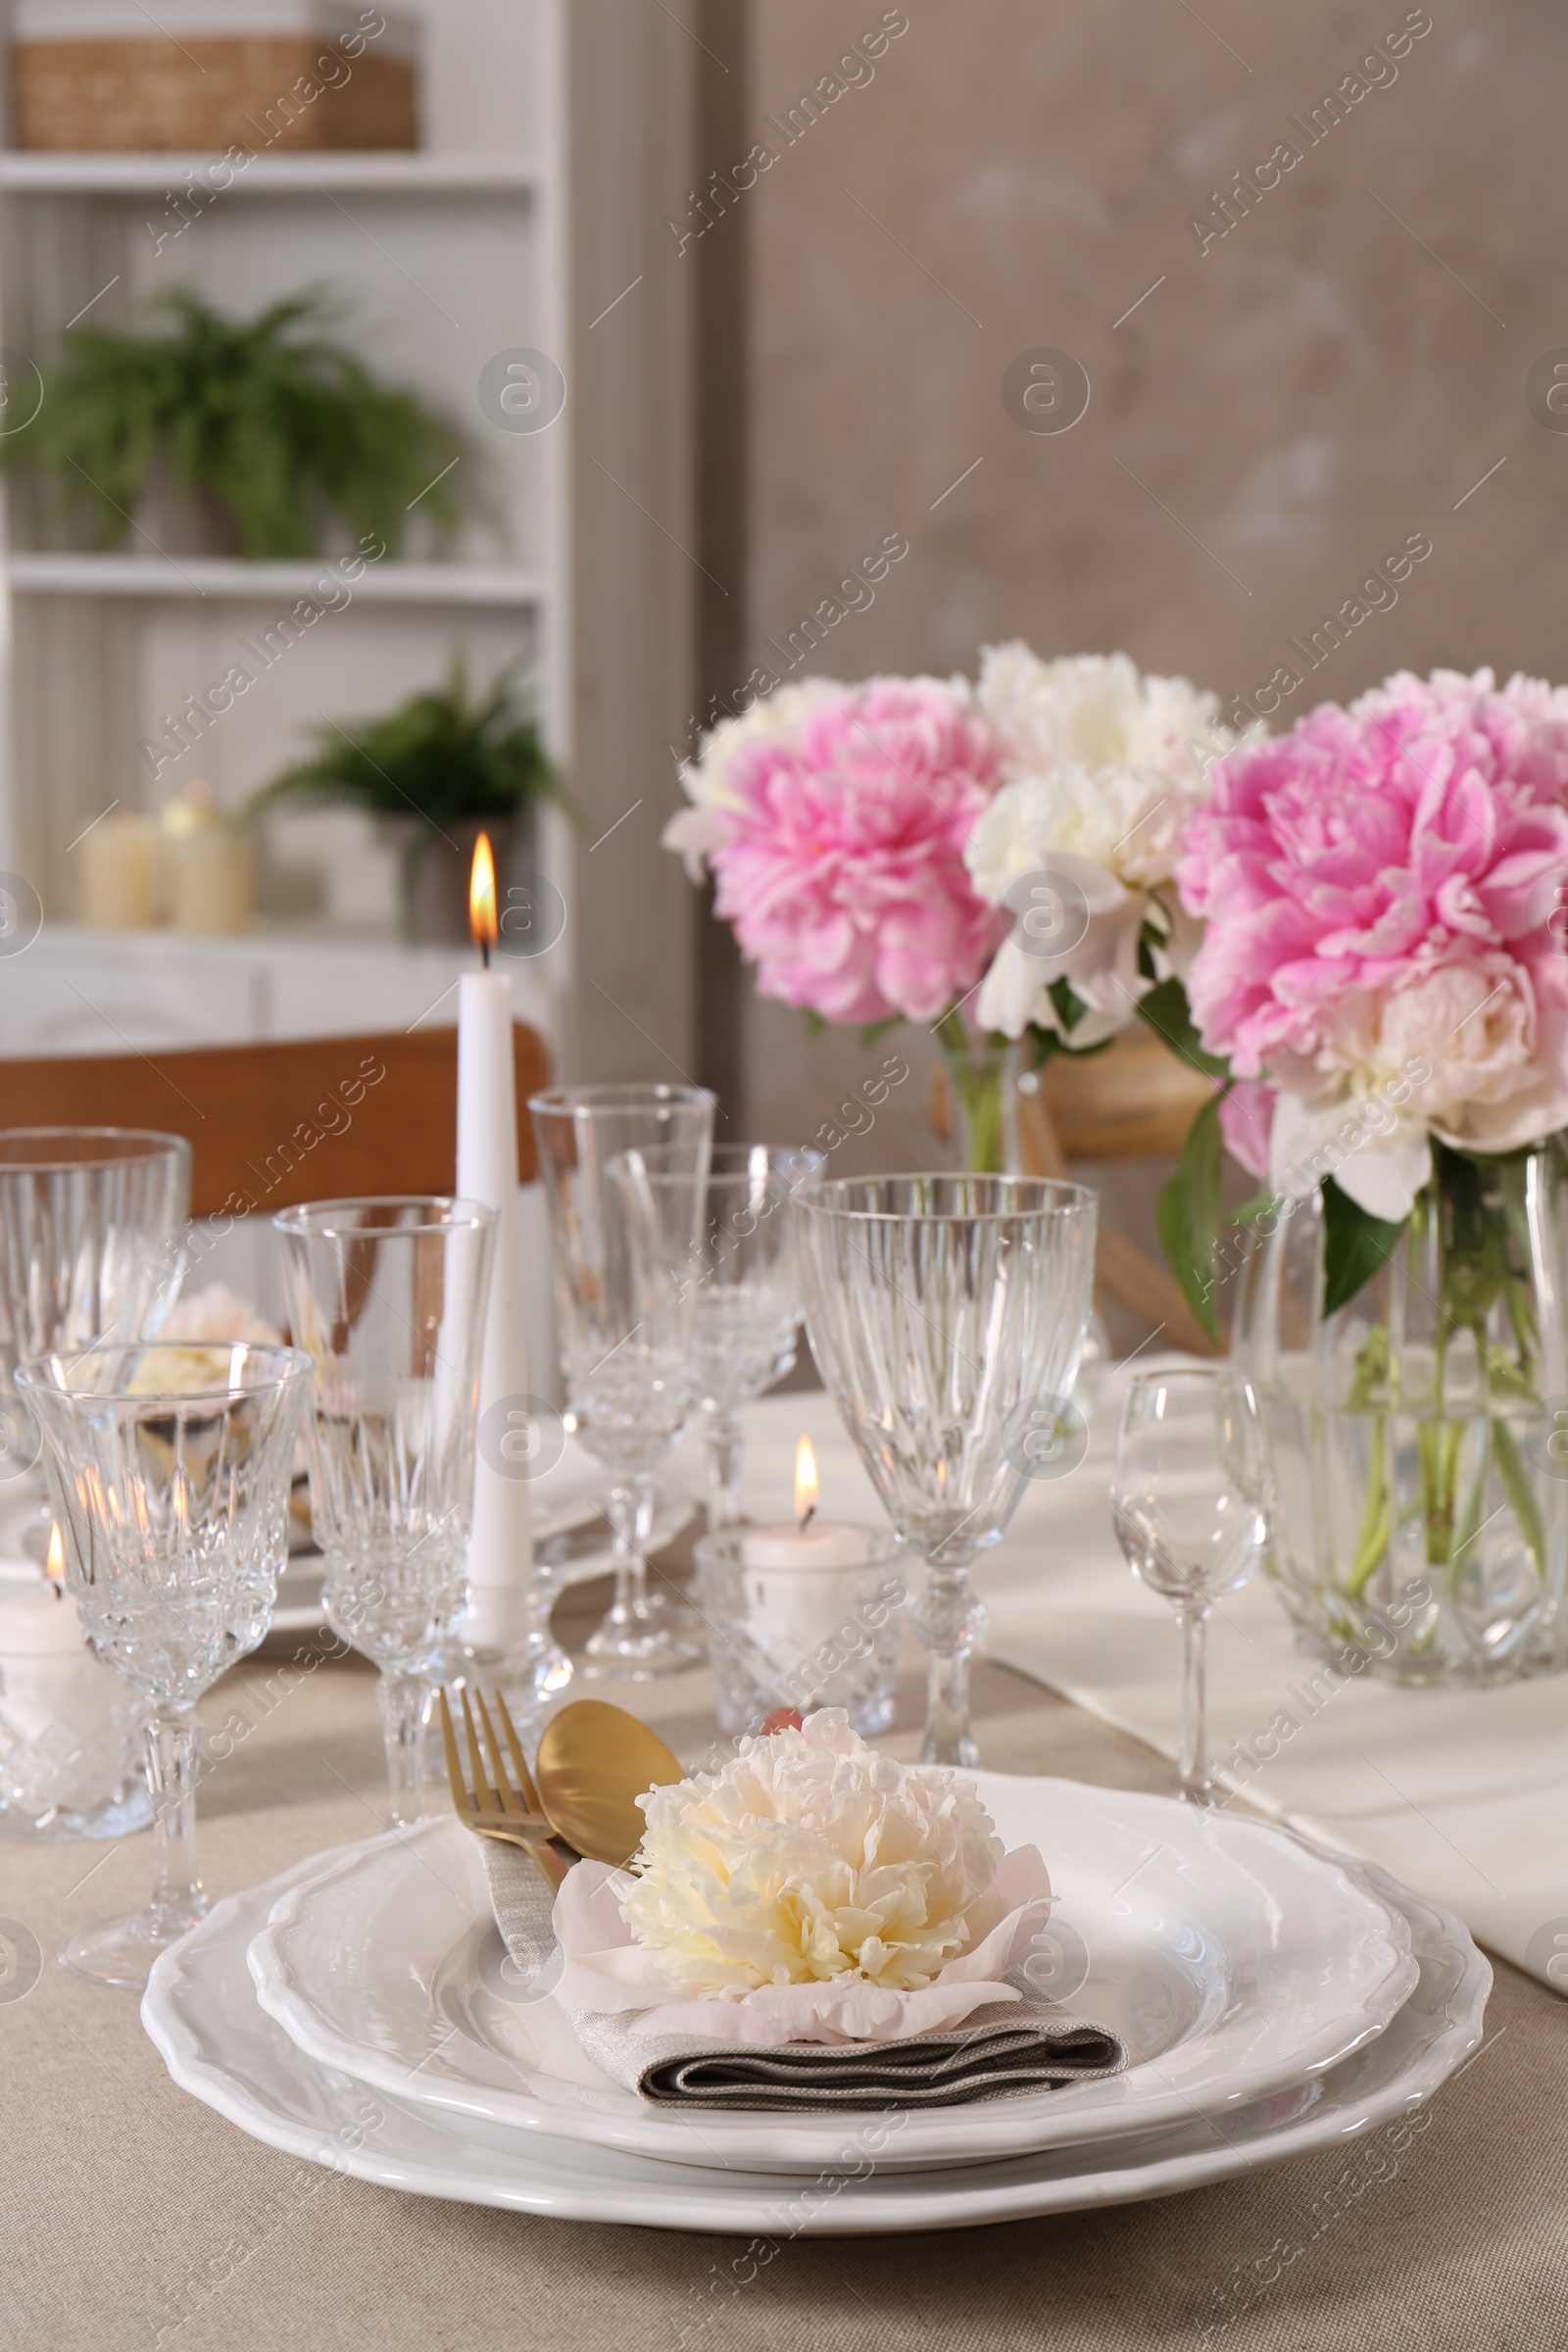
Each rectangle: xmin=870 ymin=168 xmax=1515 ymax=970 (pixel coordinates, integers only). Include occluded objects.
xmin=377 ymin=1671 xmax=430 ymax=1828
xmin=704 ymin=1408 xmax=745 ymax=1530
xmin=147 ymin=1707 xmax=204 ymax=1920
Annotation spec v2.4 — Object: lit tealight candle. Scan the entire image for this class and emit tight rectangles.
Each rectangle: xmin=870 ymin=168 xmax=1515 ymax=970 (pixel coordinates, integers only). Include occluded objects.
xmin=740 ymin=1435 xmax=871 ymax=1570
xmin=739 ymin=1437 xmax=881 ymax=1665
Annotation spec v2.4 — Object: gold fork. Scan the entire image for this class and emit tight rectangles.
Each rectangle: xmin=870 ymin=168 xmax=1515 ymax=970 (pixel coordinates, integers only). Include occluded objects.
xmin=438 ymin=1687 xmax=576 ymax=1893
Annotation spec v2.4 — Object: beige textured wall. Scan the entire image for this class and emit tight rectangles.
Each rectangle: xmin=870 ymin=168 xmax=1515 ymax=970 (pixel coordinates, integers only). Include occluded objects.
xmin=715 ymin=0 xmax=1568 ymax=1178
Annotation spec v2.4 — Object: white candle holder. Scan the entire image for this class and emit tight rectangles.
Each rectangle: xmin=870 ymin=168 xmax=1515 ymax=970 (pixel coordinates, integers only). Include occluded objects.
xmin=695 ymin=1525 xmax=907 ymax=1738
xmin=0 ymin=1584 xmax=150 ymax=1841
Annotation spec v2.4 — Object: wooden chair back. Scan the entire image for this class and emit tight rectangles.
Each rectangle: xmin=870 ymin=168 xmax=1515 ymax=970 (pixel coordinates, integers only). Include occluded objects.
xmin=0 ymin=1023 xmax=550 ymax=1218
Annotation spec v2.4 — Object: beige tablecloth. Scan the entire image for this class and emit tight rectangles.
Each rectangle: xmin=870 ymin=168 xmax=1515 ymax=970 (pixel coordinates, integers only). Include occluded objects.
xmin=0 ymin=1578 xmax=1563 ymax=2352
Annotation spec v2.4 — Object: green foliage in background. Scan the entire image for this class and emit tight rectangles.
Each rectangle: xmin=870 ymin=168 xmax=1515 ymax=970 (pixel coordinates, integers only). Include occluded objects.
xmin=250 ymin=659 xmax=564 ymax=829
xmin=1 ymin=287 xmax=468 ymax=560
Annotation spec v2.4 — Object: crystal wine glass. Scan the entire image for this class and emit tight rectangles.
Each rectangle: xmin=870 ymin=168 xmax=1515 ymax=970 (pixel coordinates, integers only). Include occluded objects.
xmin=528 ymin=1084 xmax=713 ymax=1676
xmin=1111 ymin=1368 xmax=1273 ymax=1806
xmin=16 ymin=1341 xmax=310 ymax=1986
xmin=0 ymin=1128 xmax=191 ymax=1559
xmin=798 ymin=1173 xmax=1098 ymax=1765
xmin=275 ymin=1198 xmax=497 ymax=1826
xmin=632 ymin=1145 xmax=815 ymax=1530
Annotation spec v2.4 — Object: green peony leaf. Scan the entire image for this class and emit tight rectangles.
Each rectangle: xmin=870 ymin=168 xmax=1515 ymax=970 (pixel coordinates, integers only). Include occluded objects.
xmin=1136 ymin=976 xmax=1231 ymax=1080
xmin=1321 ymin=1179 xmax=1404 ymax=1317
xmin=1157 ymin=1092 xmax=1226 ymax=1341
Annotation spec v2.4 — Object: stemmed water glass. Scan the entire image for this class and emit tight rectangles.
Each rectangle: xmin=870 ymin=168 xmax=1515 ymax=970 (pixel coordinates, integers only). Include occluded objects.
xmin=275 ymin=1198 xmax=497 ymax=1826
xmin=529 ymin=1083 xmax=713 ymax=1676
xmin=634 ymin=1145 xmax=814 ymax=1530
xmin=16 ymin=1341 xmax=310 ymax=1986
xmin=798 ymin=1174 xmax=1098 ymax=1765
xmin=0 ymin=1129 xmax=191 ymax=1558
xmin=1111 ymin=1368 xmax=1273 ymax=1806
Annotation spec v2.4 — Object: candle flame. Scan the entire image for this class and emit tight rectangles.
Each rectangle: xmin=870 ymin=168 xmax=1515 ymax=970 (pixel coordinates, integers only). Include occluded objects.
xmin=468 ymin=832 xmax=498 ymax=957
xmin=794 ymin=1434 xmax=818 ymax=1528
xmin=46 ymin=1522 xmax=63 ymax=1589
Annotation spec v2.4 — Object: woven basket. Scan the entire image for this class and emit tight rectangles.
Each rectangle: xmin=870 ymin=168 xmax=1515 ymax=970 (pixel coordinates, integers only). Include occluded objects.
xmin=12 ymin=35 xmax=416 ymax=151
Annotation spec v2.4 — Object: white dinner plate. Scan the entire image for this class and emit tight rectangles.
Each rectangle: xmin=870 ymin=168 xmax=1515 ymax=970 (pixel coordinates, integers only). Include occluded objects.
xmin=248 ymin=1776 xmax=1418 ymax=2173
xmin=142 ymin=1843 xmax=1489 ymax=2235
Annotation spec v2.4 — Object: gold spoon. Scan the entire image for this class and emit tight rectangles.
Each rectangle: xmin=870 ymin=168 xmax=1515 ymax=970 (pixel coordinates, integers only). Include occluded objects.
xmin=533 ymin=1699 xmax=685 ymax=1867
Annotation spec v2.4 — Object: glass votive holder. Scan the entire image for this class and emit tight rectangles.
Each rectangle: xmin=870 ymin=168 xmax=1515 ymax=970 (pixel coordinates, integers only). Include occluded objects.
xmin=695 ymin=1524 xmax=908 ymax=1739
xmin=0 ymin=1582 xmax=150 ymax=1840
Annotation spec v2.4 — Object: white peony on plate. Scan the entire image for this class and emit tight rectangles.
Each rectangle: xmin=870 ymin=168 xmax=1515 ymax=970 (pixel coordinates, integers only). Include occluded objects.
xmin=246 ymin=1776 xmax=1419 ymax=2174
xmin=142 ymin=1839 xmax=1488 ymax=2235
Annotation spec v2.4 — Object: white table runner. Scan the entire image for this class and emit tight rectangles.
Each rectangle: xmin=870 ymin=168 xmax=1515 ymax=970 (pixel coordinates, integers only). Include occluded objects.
xmin=677 ymin=1382 xmax=1568 ymax=1993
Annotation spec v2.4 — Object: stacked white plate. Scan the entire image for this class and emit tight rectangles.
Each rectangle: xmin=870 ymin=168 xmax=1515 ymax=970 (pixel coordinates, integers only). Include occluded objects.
xmin=140 ymin=1775 xmax=1490 ymax=2234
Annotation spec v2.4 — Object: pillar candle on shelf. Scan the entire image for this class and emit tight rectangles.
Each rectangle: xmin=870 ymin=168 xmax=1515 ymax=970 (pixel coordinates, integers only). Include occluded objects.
xmin=171 ymin=826 xmax=251 ymax=935
xmin=78 ymin=813 xmax=157 ymax=929
xmin=457 ymin=832 xmax=534 ymax=1649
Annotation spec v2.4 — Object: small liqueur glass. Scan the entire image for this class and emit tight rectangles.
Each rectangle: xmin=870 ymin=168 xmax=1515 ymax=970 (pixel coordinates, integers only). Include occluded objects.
xmin=798 ymin=1173 xmax=1098 ymax=1766
xmin=275 ymin=1198 xmax=497 ymax=1827
xmin=17 ymin=1341 xmax=310 ymax=1986
xmin=1111 ymin=1368 xmax=1273 ymax=1805
xmin=529 ymin=1084 xmax=713 ymax=1677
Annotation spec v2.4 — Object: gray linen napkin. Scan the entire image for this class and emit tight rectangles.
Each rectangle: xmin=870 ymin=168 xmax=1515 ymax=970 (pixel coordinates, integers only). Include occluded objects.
xmin=479 ymin=1843 xmax=1125 ymax=2112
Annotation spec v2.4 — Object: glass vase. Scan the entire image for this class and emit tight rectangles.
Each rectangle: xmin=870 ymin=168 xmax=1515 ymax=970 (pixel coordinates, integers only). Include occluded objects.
xmin=1235 ymin=1143 xmax=1568 ymax=1686
xmin=929 ymin=1014 xmax=1021 ymax=1174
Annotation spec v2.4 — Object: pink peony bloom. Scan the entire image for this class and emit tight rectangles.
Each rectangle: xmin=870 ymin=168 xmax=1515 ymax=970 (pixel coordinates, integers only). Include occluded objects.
xmin=1178 ymin=670 xmax=1568 ymax=1194
xmin=709 ymin=677 xmax=1005 ymax=1025
xmin=1218 ymin=1080 xmax=1276 ymax=1181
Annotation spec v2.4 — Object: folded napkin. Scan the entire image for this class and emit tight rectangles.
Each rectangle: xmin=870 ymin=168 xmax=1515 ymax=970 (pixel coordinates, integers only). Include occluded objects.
xmin=479 ymin=1842 xmax=1125 ymax=2113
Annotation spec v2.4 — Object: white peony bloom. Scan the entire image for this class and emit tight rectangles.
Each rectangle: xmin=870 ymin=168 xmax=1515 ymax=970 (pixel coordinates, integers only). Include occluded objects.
xmin=964 ymin=646 xmax=1238 ymax=1041
xmin=623 ymin=1709 xmax=1007 ymax=1995
xmin=1323 ymin=958 xmax=1539 ymax=1118
xmin=550 ymin=1710 xmax=1054 ymax=2045
xmin=973 ymin=645 xmax=1226 ymax=892
xmin=660 ymin=678 xmax=847 ymax=880
xmin=1269 ymin=957 xmax=1568 ymax=1225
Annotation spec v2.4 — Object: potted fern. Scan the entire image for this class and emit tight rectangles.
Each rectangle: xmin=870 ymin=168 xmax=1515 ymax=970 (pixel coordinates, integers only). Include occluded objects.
xmin=0 ymin=286 xmax=469 ymax=559
xmin=250 ymin=662 xmax=565 ymax=943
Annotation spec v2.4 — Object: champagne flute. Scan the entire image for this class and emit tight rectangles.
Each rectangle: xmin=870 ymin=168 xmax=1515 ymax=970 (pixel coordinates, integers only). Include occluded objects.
xmin=528 ymin=1084 xmax=713 ymax=1676
xmin=275 ymin=1198 xmax=497 ymax=1825
xmin=628 ymin=1145 xmax=815 ymax=1531
xmin=1111 ymin=1368 xmax=1272 ymax=1806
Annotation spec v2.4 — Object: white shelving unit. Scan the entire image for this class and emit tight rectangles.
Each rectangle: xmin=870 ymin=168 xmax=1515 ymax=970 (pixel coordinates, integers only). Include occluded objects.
xmin=0 ymin=0 xmax=574 ymax=983
xmin=7 ymin=553 xmax=546 ymax=604
xmin=0 ymin=153 xmax=541 ymax=193
xmin=0 ymin=0 xmax=704 ymax=1091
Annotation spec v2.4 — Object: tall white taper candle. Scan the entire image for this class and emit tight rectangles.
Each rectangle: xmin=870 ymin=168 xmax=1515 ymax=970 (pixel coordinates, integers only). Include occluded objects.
xmin=456 ymin=958 xmax=534 ymax=1648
